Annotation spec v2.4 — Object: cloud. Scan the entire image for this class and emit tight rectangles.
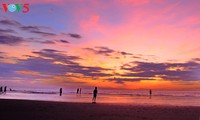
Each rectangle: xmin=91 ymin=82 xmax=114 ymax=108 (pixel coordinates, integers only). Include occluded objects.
xmin=1 ymin=48 xmax=199 ymax=85
xmin=60 ymin=40 xmax=69 ymax=43
xmin=0 ymin=35 xmax=25 ymax=46
xmin=83 ymin=46 xmax=151 ymax=61
xmin=0 ymin=49 xmax=112 ymax=81
xmin=107 ymin=77 xmax=154 ymax=84
xmin=0 ymin=52 xmax=5 ymax=59
xmin=0 ymin=29 xmax=17 ymax=34
xmin=20 ymin=26 xmax=41 ymax=31
xmin=33 ymin=49 xmax=80 ymax=65
xmin=30 ymin=30 xmax=56 ymax=36
xmin=20 ymin=25 xmax=55 ymax=37
xmin=0 ymin=19 xmax=56 ymax=37
xmin=41 ymin=40 xmax=55 ymax=44
xmin=0 ymin=20 xmax=21 ymax=27
xmin=84 ymin=46 xmax=115 ymax=56
xmin=67 ymin=65 xmax=111 ymax=77
xmin=68 ymin=33 xmax=82 ymax=39
xmin=192 ymin=58 xmax=200 ymax=62
xmin=120 ymin=61 xmax=200 ymax=81
xmin=119 ymin=51 xmax=133 ymax=56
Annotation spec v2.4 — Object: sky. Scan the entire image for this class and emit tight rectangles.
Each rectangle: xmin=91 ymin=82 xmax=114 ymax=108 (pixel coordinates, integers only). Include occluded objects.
xmin=0 ymin=0 xmax=200 ymax=90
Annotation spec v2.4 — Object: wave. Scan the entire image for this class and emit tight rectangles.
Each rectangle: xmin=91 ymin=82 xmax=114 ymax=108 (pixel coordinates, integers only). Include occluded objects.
xmin=9 ymin=89 xmax=200 ymax=97
xmin=10 ymin=90 xmax=57 ymax=94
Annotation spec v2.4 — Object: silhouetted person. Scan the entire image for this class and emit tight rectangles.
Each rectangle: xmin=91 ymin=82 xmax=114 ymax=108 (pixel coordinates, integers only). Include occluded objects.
xmin=92 ymin=87 xmax=98 ymax=103
xmin=60 ymin=88 xmax=62 ymax=96
xmin=149 ymin=89 xmax=152 ymax=99
xmin=0 ymin=86 xmax=2 ymax=92
xmin=77 ymin=88 xmax=79 ymax=94
xmin=4 ymin=86 xmax=7 ymax=93
xmin=79 ymin=88 xmax=81 ymax=94
xmin=10 ymin=88 xmax=12 ymax=91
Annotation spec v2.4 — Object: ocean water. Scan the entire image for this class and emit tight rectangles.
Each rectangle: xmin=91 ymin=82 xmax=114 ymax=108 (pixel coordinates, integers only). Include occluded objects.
xmin=0 ymin=88 xmax=200 ymax=106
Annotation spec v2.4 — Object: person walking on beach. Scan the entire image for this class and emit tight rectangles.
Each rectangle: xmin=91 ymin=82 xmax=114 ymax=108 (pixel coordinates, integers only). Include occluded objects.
xmin=4 ymin=86 xmax=7 ymax=93
xmin=60 ymin=88 xmax=62 ymax=96
xmin=77 ymin=88 xmax=79 ymax=94
xmin=92 ymin=87 xmax=98 ymax=103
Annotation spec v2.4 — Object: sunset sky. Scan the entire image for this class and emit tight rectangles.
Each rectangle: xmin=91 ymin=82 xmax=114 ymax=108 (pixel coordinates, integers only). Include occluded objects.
xmin=0 ymin=0 xmax=200 ymax=90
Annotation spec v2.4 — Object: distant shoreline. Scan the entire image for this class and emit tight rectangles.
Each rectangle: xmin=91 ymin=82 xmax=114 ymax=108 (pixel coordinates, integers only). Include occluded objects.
xmin=1 ymin=99 xmax=200 ymax=120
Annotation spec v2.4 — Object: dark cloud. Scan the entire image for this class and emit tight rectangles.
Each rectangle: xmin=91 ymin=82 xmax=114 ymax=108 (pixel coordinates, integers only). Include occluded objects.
xmin=192 ymin=58 xmax=200 ymax=62
xmin=1 ymin=48 xmax=199 ymax=84
xmin=84 ymin=46 xmax=115 ymax=56
xmin=42 ymin=49 xmax=61 ymax=53
xmin=0 ymin=58 xmax=66 ymax=80
xmin=41 ymin=40 xmax=55 ymax=44
xmin=0 ymin=19 xmax=83 ymax=41
xmin=0 ymin=20 xmax=21 ymax=27
xmin=83 ymin=46 xmax=150 ymax=60
xmin=0 ymin=49 xmax=112 ymax=81
xmin=119 ymin=51 xmax=133 ymax=56
xmin=20 ymin=26 xmax=40 ymax=31
xmin=0 ymin=52 xmax=5 ymax=58
xmin=18 ymin=58 xmax=67 ymax=76
xmin=22 ymin=55 xmax=34 ymax=58
xmin=20 ymin=25 xmax=55 ymax=37
xmin=30 ymin=30 xmax=56 ymax=36
xmin=32 ymin=49 xmax=81 ymax=66
xmin=0 ymin=19 xmax=56 ymax=37
xmin=107 ymin=77 xmax=154 ymax=84
xmin=60 ymin=40 xmax=69 ymax=43
xmin=0 ymin=35 xmax=25 ymax=46
xmin=68 ymin=33 xmax=81 ymax=39
xmin=120 ymin=61 xmax=200 ymax=81
xmin=67 ymin=65 xmax=111 ymax=77
xmin=131 ymin=56 xmax=147 ymax=61
xmin=0 ymin=29 xmax=17 ymax=34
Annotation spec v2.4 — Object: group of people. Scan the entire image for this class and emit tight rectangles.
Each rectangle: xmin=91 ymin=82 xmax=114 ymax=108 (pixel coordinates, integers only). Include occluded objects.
xmin=0 ymin=86 xmax=7 ymax=93
xmin=59 ymin=87 xmax=152 ymax=103
xmin=59 ymin=87 xmax=98 ymax=103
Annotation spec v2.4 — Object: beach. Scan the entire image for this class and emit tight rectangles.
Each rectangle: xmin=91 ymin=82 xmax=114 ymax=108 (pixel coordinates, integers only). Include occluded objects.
xmin=0 ymin=99 xmax=200 ymax=120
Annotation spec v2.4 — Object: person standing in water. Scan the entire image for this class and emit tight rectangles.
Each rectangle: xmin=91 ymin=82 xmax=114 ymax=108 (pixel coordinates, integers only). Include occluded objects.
xmin=77 ymin=88 xmax=79 ymax=94
xmin=149 ymin=89 xmax=152 ymax=98
xmin=60 ymin=88 xmax=62 ymax=96
xmin=92 ymin=87 xmax=98 ymax=103
xmin=79 ymin=88 xmax=81 ymax=95
xmin=0 ymin=86 xmax=2 ymax=92
xmin=4 ymin=86 xmax=7 ymax=93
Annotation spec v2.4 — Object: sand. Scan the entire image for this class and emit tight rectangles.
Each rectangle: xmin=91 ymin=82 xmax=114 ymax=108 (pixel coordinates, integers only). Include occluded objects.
xmin=0 ymin=99 xmax=200 ymax=120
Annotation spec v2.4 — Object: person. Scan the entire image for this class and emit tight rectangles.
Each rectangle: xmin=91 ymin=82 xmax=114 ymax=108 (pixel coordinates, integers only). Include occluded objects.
xmin=4 ymin=86 xmax=7 ymax=93
xmin=79 ymin=88 xmax=81 ymax=94
xmin=92 ymin=87 xmax=98 ymax=103
xmin=149 ymin=89 xmax=152 ymax=98
xmin=77 ymin=88 xmax=79 ymax=94
xmin=59 ymin=88 xmax=62 ymax=96
xmin=0 ymin=86 xmax=2 ymax=92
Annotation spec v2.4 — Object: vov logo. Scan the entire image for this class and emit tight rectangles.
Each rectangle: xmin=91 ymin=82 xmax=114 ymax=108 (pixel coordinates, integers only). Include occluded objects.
xmin=2 ymin=3 xmax=29 ymax=13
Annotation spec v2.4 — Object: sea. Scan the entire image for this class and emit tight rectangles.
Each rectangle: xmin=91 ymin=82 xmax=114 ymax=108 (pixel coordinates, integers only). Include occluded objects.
xmin=0 ymin=87 xmax=200 ymax=106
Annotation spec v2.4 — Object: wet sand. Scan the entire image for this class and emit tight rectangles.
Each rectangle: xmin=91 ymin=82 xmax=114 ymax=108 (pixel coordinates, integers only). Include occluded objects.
xmin=0 ymin=99 xmax=200 ymax=120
